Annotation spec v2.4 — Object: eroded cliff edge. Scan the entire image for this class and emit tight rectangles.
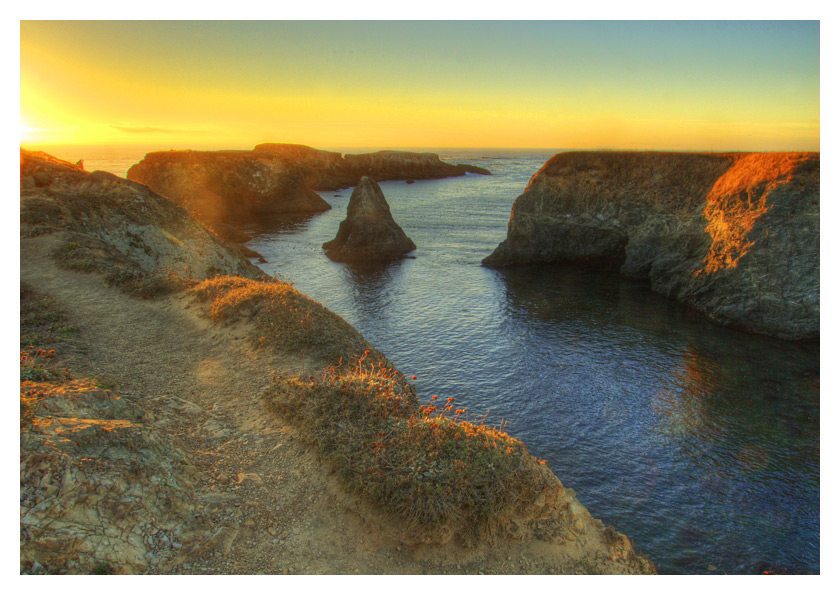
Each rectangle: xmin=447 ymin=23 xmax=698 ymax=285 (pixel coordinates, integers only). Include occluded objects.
xmin=483 ymin=151 xmax=819 ymax=340
xmin=127 ymin=144 xmax=490 ymax=232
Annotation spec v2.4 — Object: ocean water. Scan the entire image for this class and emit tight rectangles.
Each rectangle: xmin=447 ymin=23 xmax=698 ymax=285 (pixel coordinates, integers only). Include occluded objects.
xmin=60 ymin=146 xmax=819 ymax=574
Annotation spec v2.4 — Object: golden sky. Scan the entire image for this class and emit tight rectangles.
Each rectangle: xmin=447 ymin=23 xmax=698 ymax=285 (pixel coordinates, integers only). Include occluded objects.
xmin=20 ymin=21 xmax=820 ymax=151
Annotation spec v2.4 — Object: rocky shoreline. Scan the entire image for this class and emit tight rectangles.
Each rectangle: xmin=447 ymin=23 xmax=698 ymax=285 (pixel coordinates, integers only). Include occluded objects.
xmin=483 ymin=151 xmax=819 ymax=340
xmin=20 ymin=149 xmax=653 ymax=575
xmin=126 ymin=144 xmax=490 ymax=230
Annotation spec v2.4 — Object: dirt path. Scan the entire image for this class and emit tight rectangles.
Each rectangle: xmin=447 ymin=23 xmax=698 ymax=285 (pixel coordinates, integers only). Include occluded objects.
xmin=21 ymin=234 xmax=646 ymax=575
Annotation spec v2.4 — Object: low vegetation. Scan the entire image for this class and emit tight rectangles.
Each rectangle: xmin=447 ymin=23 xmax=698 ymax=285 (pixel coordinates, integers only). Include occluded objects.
xmin=20 ymin=282 xmax=77 ymax=349
xmin=190 ymin=275 xmax=370 ymax=361
xmin=263 ymin=352 xmax=551 ymax=544
xmin=52 ymin=235 xmax=196 ymax=298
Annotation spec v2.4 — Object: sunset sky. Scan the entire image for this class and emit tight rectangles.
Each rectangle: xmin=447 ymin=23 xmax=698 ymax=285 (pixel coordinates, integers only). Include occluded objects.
xmin=20 ymin=20 xmax=820 ymax=151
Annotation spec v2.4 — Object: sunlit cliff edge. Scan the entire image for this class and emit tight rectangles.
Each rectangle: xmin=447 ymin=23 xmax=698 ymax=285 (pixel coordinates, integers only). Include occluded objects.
xmin=20 ymin=149 xmax=652 ymax=575
xmin=483 ymin=151 xmax=819 ymax=340
xmin=126 ymin=144 xmax=490 ymax=240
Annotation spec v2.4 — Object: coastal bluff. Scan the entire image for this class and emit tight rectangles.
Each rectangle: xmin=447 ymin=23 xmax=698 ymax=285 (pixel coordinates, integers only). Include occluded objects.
xmin=127 ymin=144 xmax=490 ymax=230
xmin=483 ymin=151 xmax=819 ymax=340
xmin=323 ymin=176 xmax=416 ymax=263
xmin=21 ymin=149 xmax=653 ymax=575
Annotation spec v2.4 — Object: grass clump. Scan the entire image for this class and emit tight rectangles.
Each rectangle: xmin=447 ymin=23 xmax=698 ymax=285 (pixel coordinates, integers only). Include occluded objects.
xmin=52 ymin=235 xmax=195 ymax=299
xmin=263 ymin=352 xmax=549 ymax=543
xmin=191 ymin=275 xmax=369 ymax=361
xmin=20 ymin=283 xmax=77 ymax=348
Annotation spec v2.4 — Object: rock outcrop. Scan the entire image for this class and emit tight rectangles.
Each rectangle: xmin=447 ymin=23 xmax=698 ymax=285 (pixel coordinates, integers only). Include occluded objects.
xmin=21 ymin=149 xmax=263 ymax=280
xmin=323 ymin=176 xmax=416 ymax=263
xmin=127 ymin=144 xmax=490 ymax=229
xmin=483 ymin=151 xmax=819 ymax=340
xmin=342 ymin=150 xmax=491 ymax=182
xmin=126 ymin=148 xmax=332 ymax=227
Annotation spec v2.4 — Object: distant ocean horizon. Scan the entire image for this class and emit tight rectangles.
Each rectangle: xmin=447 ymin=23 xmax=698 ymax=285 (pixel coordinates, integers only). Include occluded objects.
xmin=22 ymin=143 xmax=571 ymax=179
xmin=21 ymin=142 xmax=797 ymax=180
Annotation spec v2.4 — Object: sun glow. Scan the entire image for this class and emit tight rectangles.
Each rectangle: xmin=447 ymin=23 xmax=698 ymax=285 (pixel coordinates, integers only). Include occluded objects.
xmin=20 ymin=119 xmax=34 ymax=144
xmin=19 ymin=21 xmax=820 ymax=151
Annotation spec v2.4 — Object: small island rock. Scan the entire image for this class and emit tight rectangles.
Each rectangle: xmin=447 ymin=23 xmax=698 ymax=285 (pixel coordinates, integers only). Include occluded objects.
xmin=323 ymin=177 xmax=416 ymax=263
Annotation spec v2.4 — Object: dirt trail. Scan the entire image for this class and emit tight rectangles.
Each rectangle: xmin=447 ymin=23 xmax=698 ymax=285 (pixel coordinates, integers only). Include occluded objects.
xmin=21 ymin=234 xmax=647 ymax=575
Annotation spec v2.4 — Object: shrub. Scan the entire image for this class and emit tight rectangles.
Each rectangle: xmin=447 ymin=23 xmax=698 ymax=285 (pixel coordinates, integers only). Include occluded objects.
xmin=190 ymin=276 xmax=369 ymax=361
xmin=19 ymin=346 xmax=65 ymax=382
xmin=263 ymin=353 xmax=548 ymax=543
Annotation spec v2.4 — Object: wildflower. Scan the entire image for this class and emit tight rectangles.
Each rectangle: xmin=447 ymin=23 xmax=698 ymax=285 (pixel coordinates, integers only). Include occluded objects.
xmin=431 ymin=395 xmax=438 ymax=400
xmin=411 ymin=375 xmax=417 ymax=380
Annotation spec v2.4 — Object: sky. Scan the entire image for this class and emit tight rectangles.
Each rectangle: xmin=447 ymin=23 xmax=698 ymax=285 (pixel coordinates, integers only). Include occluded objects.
xmin=19 ymin=20 xmax=820 ymax=151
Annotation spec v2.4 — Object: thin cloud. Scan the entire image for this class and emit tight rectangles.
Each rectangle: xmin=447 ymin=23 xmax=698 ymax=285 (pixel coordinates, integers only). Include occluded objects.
xmin=110 ymin=125 xmax=211 ymax=135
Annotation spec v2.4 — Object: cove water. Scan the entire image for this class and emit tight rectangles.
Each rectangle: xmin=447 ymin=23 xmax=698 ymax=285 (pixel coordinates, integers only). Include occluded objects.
xmin=243 ymin=150 xmax=819 ymax=575
xmin=68 ymin=146 xmax=820 ymax=574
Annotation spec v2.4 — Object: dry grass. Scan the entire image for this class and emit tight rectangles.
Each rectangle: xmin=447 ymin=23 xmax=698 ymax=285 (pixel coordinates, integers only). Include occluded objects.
xmin=699 ymin=152 xmax=817 ymax=274
xmin=20 ymin=282 xmax=77 ymax=349
xmin=190 ymin=275 xmax=370 ymax=361
xmin=263 ymin=352 xmax=549 ymax=544
xmin=52 ymin=235 xmax=196 ymax=299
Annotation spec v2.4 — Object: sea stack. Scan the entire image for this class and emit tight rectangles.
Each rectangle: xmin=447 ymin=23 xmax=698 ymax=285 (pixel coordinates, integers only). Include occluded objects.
xmin=323 ymin=177 xmax=416 ymax=263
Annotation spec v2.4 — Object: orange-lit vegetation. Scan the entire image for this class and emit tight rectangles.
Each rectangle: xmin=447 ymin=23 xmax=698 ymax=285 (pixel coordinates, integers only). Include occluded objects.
xmin=190 ymin=275 xmax=370 ymax=360
xmin=699 ymin=152 xmax=816 ymax=274
xmin=263 ymin=351 xmax=550 ymax=542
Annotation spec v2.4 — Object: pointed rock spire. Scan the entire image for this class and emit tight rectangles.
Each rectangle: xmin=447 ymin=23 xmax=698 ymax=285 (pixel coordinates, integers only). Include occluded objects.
xmin=323 ymin=176 xmax=416 ymax=263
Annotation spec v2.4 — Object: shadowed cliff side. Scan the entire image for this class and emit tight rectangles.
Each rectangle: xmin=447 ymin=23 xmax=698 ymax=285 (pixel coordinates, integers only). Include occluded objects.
xmin=21 ymin=149 xmax=264 ymax=283
xmin=127 ymin=144 xmax=490 ymax=232
xmin=483 ymin=151 xmax=819 ymax=340
xmin=323 ymin=176 xmax=416 ymax=263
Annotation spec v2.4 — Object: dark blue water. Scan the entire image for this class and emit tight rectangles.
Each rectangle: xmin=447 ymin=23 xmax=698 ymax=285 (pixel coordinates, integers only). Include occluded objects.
xmin=90 ymin=147 xmax=819 ymax=574
xmin=244 ymin=150 xmax=819 ymax=574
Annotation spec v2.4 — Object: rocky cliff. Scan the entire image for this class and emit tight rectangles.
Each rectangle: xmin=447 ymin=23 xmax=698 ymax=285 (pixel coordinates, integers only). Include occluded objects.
xmin=127 ymin=144 xmax=490 ymax=229
xmin=126 ymin=148 xmax=332 ymax=228
xmin=21 ymin=149 xmax=263 ymax=281
xmin=483 ymin=151 xmax=819 ymax=340
xmin=323 ymin=176 xmax=416 ymax=263
xmin=21 ymin=149 xmax=652 ymax=575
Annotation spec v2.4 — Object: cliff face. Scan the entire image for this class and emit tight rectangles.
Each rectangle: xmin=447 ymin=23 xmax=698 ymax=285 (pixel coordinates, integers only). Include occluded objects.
xmin=483 ymin=151 xmax=819 ymax=340
xmin=126 ymin=148 xmax=332 ymax=226
xmin=21 ymin=149 xmax=262 ymax=280
xmin=323 ymin=176 xmax=416 ymax=262
xmin=127 ymin=144 xmax=490 ymax=228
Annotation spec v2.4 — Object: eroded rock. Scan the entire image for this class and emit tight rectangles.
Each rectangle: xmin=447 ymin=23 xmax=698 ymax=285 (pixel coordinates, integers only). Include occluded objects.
xmin=323 ymin=177 xmax=416 ymax=263
xmin=483 ymin=151 xmax=819 ymax=340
